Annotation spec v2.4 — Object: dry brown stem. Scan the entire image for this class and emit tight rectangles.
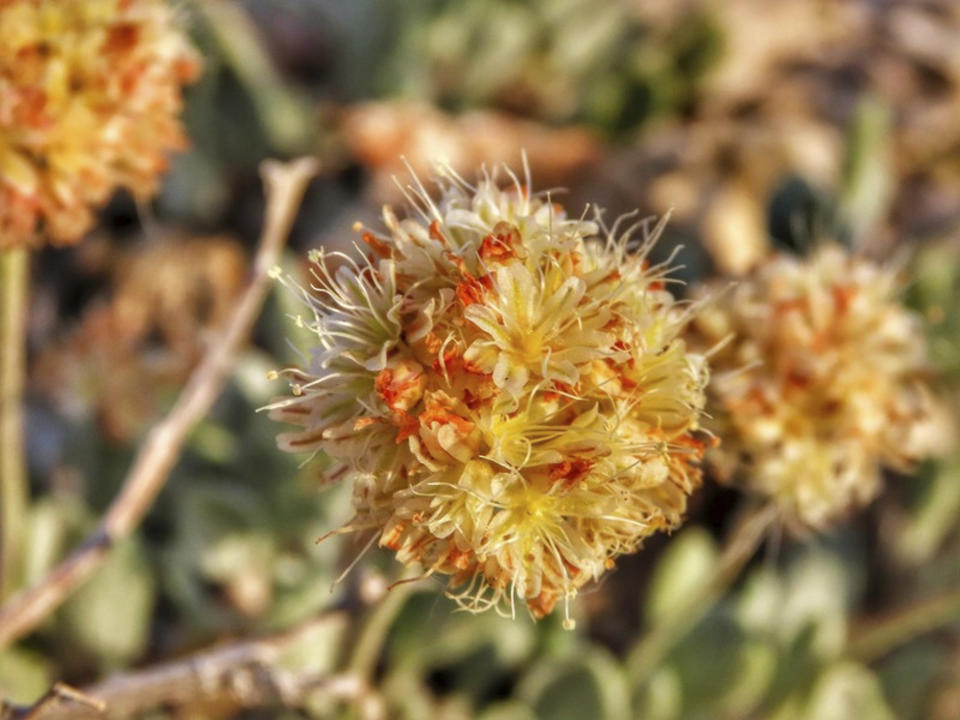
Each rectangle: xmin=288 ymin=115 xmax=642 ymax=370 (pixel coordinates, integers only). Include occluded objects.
xmin=1 ymin=682 xmax=105 ymax=720
xmin=10 ymin=614 xmax=357 ymax=720
xmin=0 ymin=158 xmax=318 ymax=650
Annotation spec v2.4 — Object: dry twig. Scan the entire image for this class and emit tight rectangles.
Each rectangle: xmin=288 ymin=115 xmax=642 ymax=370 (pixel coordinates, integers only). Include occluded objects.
xmin=1 ymin=682 xmax=105 ymax=720
xmin=24 ymin=614 xmax=352 ymax=719
xmin=0 ymin=158 xmax=318 ymax=650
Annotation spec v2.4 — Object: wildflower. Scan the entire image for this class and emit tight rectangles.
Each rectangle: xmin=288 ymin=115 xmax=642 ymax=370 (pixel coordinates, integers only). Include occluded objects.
xmin=269 ymin=163 xmax=710 ymax=624
xmin=0 ymin=0 xmax=200 ymax=248
xmin=693 ymin=245 xmax=949 ymax=529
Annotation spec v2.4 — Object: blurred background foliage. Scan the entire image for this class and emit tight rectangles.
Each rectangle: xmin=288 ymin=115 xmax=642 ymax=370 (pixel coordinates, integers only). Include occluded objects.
xmin=3 ymin=0 xmax=960 ymax=718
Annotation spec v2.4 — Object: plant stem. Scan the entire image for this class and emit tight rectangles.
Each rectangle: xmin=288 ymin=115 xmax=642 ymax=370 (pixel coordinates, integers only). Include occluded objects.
xmin=7 ymin=613 xmax=351 ymax=719
xmin=0 ymin=247 xmax=29 ymax=600
xmin=347 ymin=578 xmax=417 ymax=682
xmin=0 ymin=158 xmax=318 ymax=650
xmin=337 ymin=576 xmax=418 ymax=720
xmin=628 ymin=503 xmax=778 ymax=685
xmin=849 ymin=586 xmax=960 ymax=663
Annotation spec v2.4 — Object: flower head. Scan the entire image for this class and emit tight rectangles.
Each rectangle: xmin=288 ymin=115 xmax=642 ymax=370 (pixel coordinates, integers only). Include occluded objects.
xmin=693 ymin=245 xmax=949 ymax=529
xmin=269 ymin=163 xmax=709 ymax=624
xmin=0 ymin=0 xmax=199 ymax=248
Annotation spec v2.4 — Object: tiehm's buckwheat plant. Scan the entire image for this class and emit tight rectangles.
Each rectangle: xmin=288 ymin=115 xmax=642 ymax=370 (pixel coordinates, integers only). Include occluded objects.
xmin=692 ymin=244 xmax=950 ymax=530
xmin=0 ymin=0 xmax=200 ymax=248
xmin=268 ymin=164 xmax=711 ymax=626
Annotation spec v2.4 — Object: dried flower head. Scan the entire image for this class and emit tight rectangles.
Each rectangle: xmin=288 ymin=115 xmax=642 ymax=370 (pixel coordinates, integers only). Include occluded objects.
xmin=0 ymin=0 xmax=200 ymax=248
xmin=693 ymin=245 xmax=949 ymax=530
xmin=268 ymin=163 xmax=710 ymax=624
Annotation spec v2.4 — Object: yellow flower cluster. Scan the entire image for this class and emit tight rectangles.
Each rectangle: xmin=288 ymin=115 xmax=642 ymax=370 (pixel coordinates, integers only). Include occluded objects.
xmin=270 ymin=166 xmax=709 ymax=623
xmin=694 ymin=245 xmax=946 ymax=529
xmin=0 ymin=0 xmax=199 ymax=248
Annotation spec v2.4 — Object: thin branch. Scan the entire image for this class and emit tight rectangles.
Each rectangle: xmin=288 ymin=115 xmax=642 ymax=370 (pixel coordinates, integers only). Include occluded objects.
xmin=848 ymin=585 xmax=960 ymax=663
xmin=628 ymin=502 xmax=778 ymax=685
xmin=1 ymin=682 xmax=105 ymax=720
xmin=25 ymin=614 xmax=353 ymax=720
xmin=0 ymin=247 xmax=29 ymax=599
xmin=0 ymin=158 xmax=319 ymax=651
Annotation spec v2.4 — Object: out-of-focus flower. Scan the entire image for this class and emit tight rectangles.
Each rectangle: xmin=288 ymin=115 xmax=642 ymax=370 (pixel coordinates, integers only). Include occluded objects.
xmin=693 ymin=245 xmax=951 ymax=530
xmin=341 ymin=101 xmax=600 ymax=204
xmin=35 ymin=234 xmax=246 ymax=442
xmin=0 ymin=0 xmax=200 ymax=248
xmin=269 ymin=164 xmax=710 ymax=624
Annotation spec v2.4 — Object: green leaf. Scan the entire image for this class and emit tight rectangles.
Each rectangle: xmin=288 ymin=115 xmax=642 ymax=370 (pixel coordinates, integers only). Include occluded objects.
xmin=388 ymin=592 xmax=536 ymax=673
xmin=635 ymin=666 xmax=682 ymax=720
xmin=645 ymin=527 xmax=717 ymax=625
xmin=265 ymin=561 xmax=337 ymax=629
xmin=908 ymin=241 xmax=960 ymax=380
xmin=277 ymin=614 xmax=347 ymax=674
xmin=896 ymin=455 xmax=960 ymax=565
xmin=876 ymin=640 xmax=945 ymax=720
xmin=722 ymin=638 xmax=779 ymax=716
xmin=838 ymin=97 xmax=893 ymax=244
xmin=801 ymin=662 xmax=895 ymax=720
xmin=518 ymin=648 xmax=631 ymax=720
xmin=22 ymin=496 xmax=87 ymax=587
xmin=477 ymin=700 xmax=538 ymax=720
xmin=736 ymin=565 xmax=785 ymax=634
xmin=380 ymin=666 xmax=440 ymax=720
xmin=61 ymin=537 xmax=155 ymax=668
xmin=668 ymin=611 xmax=775 ymax=714
xmin=0 ymin=647 xmax=51 ymax=705
xmin=189 ymin=419 xmax=239 ymax=464
xmin=777 ymin=548 xmax=850 ymax=658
